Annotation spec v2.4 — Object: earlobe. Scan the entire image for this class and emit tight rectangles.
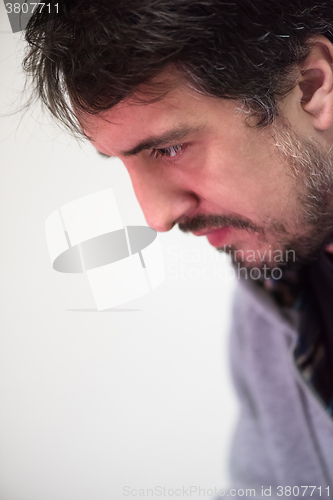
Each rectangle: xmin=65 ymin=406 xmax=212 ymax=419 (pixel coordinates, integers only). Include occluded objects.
xmin=299 ymin=37 xmax=333 ymax=131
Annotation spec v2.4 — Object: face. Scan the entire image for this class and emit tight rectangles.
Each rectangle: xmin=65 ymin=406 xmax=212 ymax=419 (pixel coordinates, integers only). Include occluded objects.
xmin=86 ymin=78 xmax=333 ymax=271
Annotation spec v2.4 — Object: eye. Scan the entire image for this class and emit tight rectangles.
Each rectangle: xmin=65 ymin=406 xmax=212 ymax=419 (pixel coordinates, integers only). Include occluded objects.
xmin=150 ymin=144 xmax=183 ymax=159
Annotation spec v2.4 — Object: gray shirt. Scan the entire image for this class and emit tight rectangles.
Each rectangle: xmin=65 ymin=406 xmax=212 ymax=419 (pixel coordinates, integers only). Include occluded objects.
xmin=227 ymin=277 xmax=333 ymax=500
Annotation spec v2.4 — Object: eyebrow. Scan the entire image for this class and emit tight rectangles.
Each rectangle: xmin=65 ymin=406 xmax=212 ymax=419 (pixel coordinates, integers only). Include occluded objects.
xmin=119 ymin=125 xmax=202 ymax=157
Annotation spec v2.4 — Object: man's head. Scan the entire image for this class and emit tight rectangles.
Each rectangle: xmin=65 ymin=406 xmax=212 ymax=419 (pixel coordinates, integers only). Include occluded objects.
xmin=23 ymin=1 xmax=333 ymax=270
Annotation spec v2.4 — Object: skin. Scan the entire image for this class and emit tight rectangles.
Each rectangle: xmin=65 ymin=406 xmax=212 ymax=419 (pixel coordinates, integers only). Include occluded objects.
xmin=84 ymin=36 xmax=333 ymax=269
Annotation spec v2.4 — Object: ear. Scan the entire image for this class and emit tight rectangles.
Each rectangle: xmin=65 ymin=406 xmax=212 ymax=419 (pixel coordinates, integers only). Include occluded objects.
xmin=298 ymin=36 xmax=333 ymax=131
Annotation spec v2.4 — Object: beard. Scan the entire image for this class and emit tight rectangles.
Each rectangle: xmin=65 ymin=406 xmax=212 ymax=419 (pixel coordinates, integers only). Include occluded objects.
xmin=178 ymin=123 xmax=333 ymax=273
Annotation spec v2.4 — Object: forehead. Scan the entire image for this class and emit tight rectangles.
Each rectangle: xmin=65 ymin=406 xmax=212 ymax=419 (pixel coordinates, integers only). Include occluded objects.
xmin=84 ymin=82 xmax=240 ymax=155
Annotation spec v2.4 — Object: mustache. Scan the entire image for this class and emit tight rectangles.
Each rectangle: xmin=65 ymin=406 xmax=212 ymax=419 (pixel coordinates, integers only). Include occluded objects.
xmin=177 ymin=213 xmax=264 ymax=234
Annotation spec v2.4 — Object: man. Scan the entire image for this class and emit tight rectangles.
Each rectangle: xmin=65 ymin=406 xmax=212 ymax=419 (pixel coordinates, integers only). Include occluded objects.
xmin=23 ymin=1 xmax=333 ymax=497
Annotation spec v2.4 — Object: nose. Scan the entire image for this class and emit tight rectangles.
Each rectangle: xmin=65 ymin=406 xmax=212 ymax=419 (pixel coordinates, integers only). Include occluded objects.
xmin=127 ymin=165 xmax=199 ymax=232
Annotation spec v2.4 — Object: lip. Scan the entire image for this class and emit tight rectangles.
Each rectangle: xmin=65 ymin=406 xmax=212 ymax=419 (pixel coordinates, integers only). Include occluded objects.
xmin=192 ymin=227 xmax=231 ymax=247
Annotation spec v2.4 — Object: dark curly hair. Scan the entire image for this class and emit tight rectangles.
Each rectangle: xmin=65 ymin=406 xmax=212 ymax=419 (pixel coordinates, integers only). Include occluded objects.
xmin=23 ymin=0 xmax=333 ymax=138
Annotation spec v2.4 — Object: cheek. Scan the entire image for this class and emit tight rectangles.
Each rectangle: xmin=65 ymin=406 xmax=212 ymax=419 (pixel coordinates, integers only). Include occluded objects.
xmin=198 ymin=150 xmax=295 ymax=219
xmin=224 ymin=137 xmax=294 ymax=200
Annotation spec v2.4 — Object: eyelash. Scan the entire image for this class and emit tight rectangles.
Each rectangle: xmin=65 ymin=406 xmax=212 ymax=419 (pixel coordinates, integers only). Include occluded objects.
xmin=149 ymin=144 xmax=183 ymax=159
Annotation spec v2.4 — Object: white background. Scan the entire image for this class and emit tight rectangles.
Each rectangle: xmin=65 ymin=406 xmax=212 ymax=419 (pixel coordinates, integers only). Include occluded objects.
xmin=0 ymin=5 xmax=238 ymax=500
